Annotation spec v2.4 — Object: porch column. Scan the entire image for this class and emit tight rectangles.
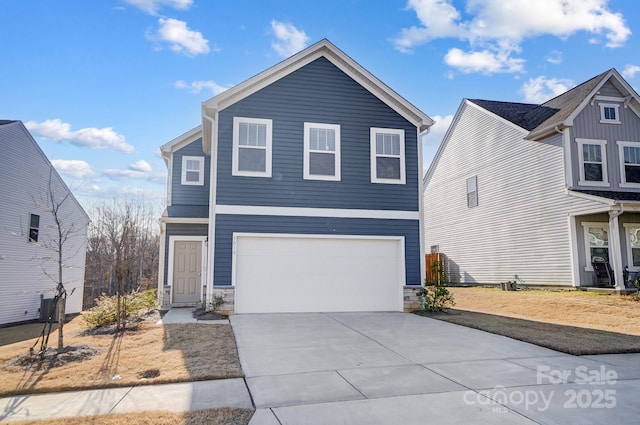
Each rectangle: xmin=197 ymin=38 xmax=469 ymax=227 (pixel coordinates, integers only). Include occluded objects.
xmin=609 ymin=210 xmax=624 ymax=289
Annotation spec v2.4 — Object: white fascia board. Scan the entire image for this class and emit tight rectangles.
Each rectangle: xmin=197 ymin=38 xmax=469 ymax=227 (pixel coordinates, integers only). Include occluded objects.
xmin=160 ymin=125 xmax=203 ymax=160
xmin=202 ymin=39 xmax=432 ymax=136
xmin=216 ymin=204 xmax=419 ymax=220
xmin=565 ymin=188 xmax=615 ymax=206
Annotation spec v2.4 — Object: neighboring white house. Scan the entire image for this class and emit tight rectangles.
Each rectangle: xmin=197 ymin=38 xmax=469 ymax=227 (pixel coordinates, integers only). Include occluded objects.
xmin=424 ymin=69 xmax=640 ymax=290
xmin=0 ymin=120 xmax=89 ymax=325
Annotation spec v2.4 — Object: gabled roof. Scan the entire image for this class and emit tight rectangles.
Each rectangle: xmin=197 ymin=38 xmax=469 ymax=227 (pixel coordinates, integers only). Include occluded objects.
xmin=0 ymin=120 xmax=17 ymax=126
xmin=470 ymin=69 xmax=640 ymax=141
xmin=159 ymin=125 xmax=202 ymax=163
xmin=468 ymin=99 xmax=558 ymax=131
xmin=201 ymin=39 xmax=433 ymax=154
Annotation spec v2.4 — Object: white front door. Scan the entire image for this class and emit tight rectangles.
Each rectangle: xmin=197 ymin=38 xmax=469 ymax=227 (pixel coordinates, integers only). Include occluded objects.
xmin=173 ymin=240 xmax=202 ymax=304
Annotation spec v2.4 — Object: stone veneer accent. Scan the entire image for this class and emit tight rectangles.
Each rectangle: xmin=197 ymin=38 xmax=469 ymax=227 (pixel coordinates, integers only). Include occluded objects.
xmin=212 ymin=287 xmax=235 ymax=315
xmin=403 ymin=285 xmax=423 ymax=312
xmin=207 ymin=286 xmax=423 ymax=314
xmin=161 ymin=285 xmax=171 ymax=308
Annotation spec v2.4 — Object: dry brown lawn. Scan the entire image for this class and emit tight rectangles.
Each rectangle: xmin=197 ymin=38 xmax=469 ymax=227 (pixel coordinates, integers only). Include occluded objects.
xmin=0 ymin=314 xmax=243 ymax=397
xmin=7 ymin=407 xmax=254 ymax=425
xmin=421 ymin=287 xmax=640 ymax=355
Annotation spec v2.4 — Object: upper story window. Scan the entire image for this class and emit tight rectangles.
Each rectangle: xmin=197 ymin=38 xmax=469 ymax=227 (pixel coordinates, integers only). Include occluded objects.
xmin=181 ymin=156 xmax=204 ymax=185
xmin=370 ymin=128 xmax=405 ymax=184
xmin=466 ymin=175 xmax=478 ymax=208
xmin=232 ymin=117 xmax=272 ymax=177
xmin=28 ymin=213 xmax=40 ymax=242
xmin=617 ymin=141 xmax=640 ymax=187
xmin=304 ymin=123 xmax=340 ymax=181
xmin=576 ymin=138 xmax=608 ymax=187
xmin=599 ymin=103 xmax=621 ymax=124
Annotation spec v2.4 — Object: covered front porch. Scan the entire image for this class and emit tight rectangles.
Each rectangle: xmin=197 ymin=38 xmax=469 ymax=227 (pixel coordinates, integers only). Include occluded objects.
xmin=569 ymin=190 xmax=640 ymax=290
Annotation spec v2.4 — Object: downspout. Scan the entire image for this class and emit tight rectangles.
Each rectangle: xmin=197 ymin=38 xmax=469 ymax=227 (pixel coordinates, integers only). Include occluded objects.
xmin=203 ymin=112 xmax=217 ymax=305
xmin=609 ymin=203 xmax=625 ymax=290
xmin=418 ymin=124 xmax=430 ymax=290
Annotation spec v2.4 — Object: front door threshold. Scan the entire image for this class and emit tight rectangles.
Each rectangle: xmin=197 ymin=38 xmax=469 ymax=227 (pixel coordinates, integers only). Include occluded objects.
xmin=170 ymin=302 xmax=199 ymax=308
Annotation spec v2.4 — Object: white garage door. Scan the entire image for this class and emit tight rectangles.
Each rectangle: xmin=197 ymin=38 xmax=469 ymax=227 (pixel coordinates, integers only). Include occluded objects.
xmin=233 ymin=234 xmax=405 ymax=313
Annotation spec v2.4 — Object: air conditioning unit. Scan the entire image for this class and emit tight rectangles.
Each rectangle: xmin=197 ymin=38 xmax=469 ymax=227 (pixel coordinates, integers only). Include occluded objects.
xmin=39 ymin=298 xmax=58 ymax=323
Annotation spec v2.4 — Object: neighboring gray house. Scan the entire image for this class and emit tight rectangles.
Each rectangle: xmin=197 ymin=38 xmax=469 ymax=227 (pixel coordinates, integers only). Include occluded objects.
xmin=0 ymin=120 xmax=89 ymax=325
xmin=424 ymin=69 xmax=640 ymax=290
xmin=158 ymin=39 xmax=433 ymax=313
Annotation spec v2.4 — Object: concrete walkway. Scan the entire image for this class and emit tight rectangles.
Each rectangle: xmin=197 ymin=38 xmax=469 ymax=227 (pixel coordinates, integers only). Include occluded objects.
xmin=1 ymin=311 xmax=639 ymax=424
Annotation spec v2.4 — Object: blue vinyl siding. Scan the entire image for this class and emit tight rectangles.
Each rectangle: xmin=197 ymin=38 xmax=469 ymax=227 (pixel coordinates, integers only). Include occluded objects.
xmin=163 ymin=223 xmax=208 ymax=285
xmin=570 ymin=96 xmax=640 ymax=191
xmin=213 ymin=214 xmax=421 ymax=287
xmin=171 ymin=138 xmax=210 ymax=207
xmin=216 ymin=57 xmax=419 ymax=211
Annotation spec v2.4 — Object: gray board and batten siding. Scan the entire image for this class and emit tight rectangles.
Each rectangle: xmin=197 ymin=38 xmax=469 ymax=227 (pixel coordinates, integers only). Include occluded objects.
xmin=569 ymin=82 xmax=640 ymax=191
xmin=215 ymin=56 xmax=420 ymax=212
xmin=162 ymin=223 xmax=208 ymax=286
xmin=213 ymin=214 xmax=421 ymax=288
xmin=170 ymin=137 xmax=210 ymax=207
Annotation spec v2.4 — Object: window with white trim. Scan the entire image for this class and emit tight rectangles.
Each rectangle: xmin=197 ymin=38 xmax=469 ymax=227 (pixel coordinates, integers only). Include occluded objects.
xmin=232 ymin=117 xmax=272 ymax=177
xmin=624 ymin=224 xmax=640 ymax=270
xmin=599 ymin=103 xmax=621 ymax=124
xmin=466 ymin=175 xmax=478 ymax=208
xmin=370 ymin=128 xmax=405 ymax=184
xmin=576 ymin=138 xmax=608 ymax=186
xmin=582 ymin=223 xmax=609 ymax=270
xmin=29 ymin=213 xmax=40 ymax=242
xmin=181 ymin=156 xmax=204 ymax=185
xmin=304 ymin=123 xmax=340 ymax=181
xmin=617 ymin=141 xmax=640 ymax=187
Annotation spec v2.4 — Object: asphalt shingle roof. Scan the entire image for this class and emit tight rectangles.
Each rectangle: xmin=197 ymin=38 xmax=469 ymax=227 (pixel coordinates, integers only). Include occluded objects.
xmin=571 ymin=189 xmax=640 ymax=202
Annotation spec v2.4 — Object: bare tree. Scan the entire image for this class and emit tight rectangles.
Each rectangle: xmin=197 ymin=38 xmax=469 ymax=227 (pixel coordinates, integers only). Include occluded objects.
xmin=83 ymin=199 xmax=159 ymax=330
xmin=32 ymin=173 xmax=86 ymax=352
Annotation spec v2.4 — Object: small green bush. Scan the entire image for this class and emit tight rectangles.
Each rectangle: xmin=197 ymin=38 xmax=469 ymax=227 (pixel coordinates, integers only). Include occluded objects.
xmin=82 ymin=289 xmax=157 ymax=329
xmin=420 ymin=260 xmax=455 ymax=312
xmin=207 ymin=295 xmax=225 ymax=313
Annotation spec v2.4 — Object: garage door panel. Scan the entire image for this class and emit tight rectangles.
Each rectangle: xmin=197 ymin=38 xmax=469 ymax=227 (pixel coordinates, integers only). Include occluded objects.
xmin=234 ymin=235 xmax=403 ymax=313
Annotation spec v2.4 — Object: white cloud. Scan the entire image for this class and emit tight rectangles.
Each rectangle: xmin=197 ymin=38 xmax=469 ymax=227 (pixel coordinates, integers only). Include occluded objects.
xmin=151 ymin=18 xmax=209 ymax=56
xmin=270 ymin=21 xmax=309 ymax=58
xmin=175 ymin=80 xmax=228 ymax=95
xmin=129 ymin=159 xmax=152 ymax=173
xmin=51 ymin=159 xmax=96 ymax=180
xmin=122 ymin=0 xmax=192 ymax=15
xmin=521 ymin=76 xmax=575 ymax=103
xmin=622 ymin=64 xmax=640 ymax=79
xmin=26 ymin=119 xmax=135 ymax=153
xmin=444 ymin=48 xmax=524 ymax=74
xmin=546 ymin=50 xmax=563 ymax=65
xmin=394 ymin=0 xmax=631 ymax=74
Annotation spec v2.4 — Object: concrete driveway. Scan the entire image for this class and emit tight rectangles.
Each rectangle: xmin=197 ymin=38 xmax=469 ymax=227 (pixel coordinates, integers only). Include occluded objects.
xmin=231 ymin=312 xmax=640 ymax=425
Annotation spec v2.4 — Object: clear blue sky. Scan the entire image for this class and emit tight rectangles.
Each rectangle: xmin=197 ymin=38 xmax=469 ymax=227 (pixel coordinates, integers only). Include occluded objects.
xmin=1 ymin=0 xmax=639 ymax=212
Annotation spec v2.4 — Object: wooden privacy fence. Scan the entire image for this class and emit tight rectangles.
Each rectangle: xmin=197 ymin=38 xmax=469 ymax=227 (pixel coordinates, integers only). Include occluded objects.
xmin=425 ymin=252 xmax=444 ymax=284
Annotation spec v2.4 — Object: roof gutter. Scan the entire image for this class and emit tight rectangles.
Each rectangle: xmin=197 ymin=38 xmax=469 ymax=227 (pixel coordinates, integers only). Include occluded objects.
xmin=527 ymin=123 xmax=567 ymax=141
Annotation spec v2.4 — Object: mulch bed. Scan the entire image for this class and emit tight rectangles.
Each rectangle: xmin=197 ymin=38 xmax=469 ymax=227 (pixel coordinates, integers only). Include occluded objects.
xmin=415 ymin=309 xmax=640 ymax=355
xmin=192 ymin=308 xmax=228 ymax=321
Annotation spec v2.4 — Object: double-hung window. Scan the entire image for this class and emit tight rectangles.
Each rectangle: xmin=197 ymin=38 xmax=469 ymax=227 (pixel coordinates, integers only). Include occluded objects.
xmin=582 ymin=223 xmax=609 ymax=270
xmin=576 ymin=138 xmax=608 ymax=186
xmin=617 ymin=141 xmax=640 ymax=187
xmin=370 ymin=128 xmax=405 ymax=184
xmin=304 ymin=123 xmax=340 ymax=181
xmin=181 ymin=156 xmax=204 ymax=185
xmin=29 ymin=213 xmax=40 ymax=242
xmin=232 ymin=117 xmax=272 ymax=177
xmin=466 ymin=176 xmax=478 ymax=208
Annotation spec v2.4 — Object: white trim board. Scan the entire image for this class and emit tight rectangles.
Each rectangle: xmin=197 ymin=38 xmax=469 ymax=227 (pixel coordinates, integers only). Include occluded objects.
xmin=215 ymin=204 xmax=420 ymax=220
